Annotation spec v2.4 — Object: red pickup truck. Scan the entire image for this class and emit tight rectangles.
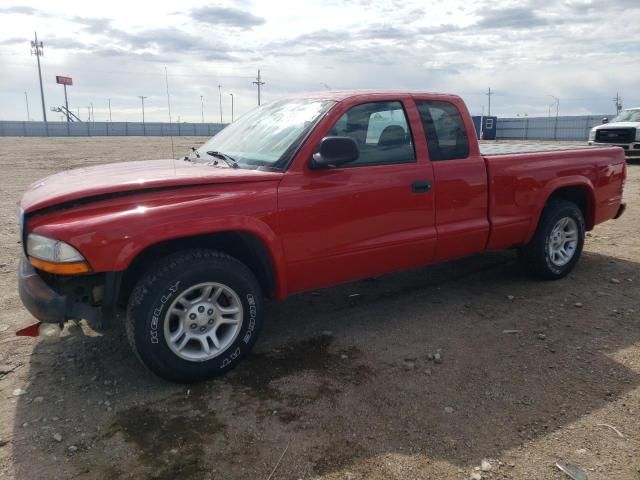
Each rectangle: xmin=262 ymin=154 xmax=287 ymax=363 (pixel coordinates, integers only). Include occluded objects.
xmin=17 ymin=91 xmax=626 ymax=382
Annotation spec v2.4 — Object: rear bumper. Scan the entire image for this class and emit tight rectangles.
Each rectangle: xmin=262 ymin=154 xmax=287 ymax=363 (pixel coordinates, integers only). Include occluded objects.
xmin=18 ymin=256 xmax=66 ymax=324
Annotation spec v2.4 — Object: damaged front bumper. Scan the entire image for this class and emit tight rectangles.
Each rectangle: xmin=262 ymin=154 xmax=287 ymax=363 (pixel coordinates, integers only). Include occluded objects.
xmin=18 ymin=255 xmax=66 ymax=323
xmin=18 ymin=255 xmax=109 ymax=325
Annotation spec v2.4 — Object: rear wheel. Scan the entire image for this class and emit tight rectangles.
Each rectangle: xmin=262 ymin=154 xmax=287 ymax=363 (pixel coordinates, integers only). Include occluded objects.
xmin=519 ymin=200 xmax=585 ymax=280
xmin=126 ymin=249 xmax=263 ymax=383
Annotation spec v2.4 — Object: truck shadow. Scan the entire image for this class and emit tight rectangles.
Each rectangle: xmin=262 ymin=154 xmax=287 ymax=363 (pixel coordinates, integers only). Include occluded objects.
xmin=10 ymin=250 xmax=640 ymax=479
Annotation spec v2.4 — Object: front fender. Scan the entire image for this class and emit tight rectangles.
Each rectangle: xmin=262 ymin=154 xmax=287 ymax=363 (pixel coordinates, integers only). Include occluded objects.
xmin=27 ymin=182 xmax=289 ymax=299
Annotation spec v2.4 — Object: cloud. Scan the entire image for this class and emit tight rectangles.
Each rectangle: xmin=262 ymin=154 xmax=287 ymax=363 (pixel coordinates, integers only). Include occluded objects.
xmin=0 ymin=6 xmax=39 ymax=15
xmin=0 ymin=36 xmax=26 ymax=45
xmin=71 ymin=16 xmax=113 ymax=33
xmin=474 ymin=6 xmax=548 ymax=29
xmin=190 ymin=5 xmax=265 ymax=28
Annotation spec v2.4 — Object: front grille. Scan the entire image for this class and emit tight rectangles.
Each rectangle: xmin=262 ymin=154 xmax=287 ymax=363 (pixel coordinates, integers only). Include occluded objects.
xmin=595 ymin=128 xmax=635 ymax=143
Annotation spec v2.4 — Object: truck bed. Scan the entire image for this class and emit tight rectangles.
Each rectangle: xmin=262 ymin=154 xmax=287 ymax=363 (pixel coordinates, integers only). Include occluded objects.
xmin=480 ymin=142 xmax=609 ymax=156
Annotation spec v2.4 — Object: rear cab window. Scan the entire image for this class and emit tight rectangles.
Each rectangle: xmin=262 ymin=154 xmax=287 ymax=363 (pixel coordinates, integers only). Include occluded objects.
xmin=327 ymin=101 xmax=416 ymax=166
xmin=415 ymin=100 xmax=469 ymax=161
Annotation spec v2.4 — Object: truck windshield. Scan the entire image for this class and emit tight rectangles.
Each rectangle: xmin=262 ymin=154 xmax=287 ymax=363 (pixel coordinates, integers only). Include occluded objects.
xmin=195 ymin=99 xmax=335 ymax=169
xmin=612 ymin=110 xmax=640 ymax=122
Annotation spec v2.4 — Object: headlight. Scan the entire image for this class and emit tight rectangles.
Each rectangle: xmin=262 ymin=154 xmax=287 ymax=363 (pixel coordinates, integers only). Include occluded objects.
xmin=588 ymin=129 xmax=596 ymax=142
xmin=636 ymin=128 xmax=640 ymax=141
xmin=26 ymin=233 xmax=91 ymax=274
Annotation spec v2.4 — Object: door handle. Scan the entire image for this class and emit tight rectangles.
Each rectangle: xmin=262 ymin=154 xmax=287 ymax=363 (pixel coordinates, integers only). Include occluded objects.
xmin=411 ymin=180 xmax=432 ymax=193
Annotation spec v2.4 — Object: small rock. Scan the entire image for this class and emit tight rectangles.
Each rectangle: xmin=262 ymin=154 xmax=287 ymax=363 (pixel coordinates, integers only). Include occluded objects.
xmin=506 ymin=295 xmax=515 ymax=301
xmin=34 ymin=396 xmax=44 ymax=403
xmin=625 ymin=278 xmax=633 ymax=282
xmin=424 ymin=368 xmax=432 ymax=375
xmin=537 ymin=333 xmax=547 ymax=340
xmin=52 ymin=417 xmax=59 ymax=421
xmin=610 ymin=278 xmax=621 ymax=284
xmin=481 ymin=459 xmax=492 ymax=471
xmin=22 ymin=422 xmax=28 ymax=428
xmin=576 ymin=448 xmax=587 ymax=455
xmin=340 ymin=354 xmax=348 ymax=360
xmin=444 ymin=406 xmax=454 ymax=414
xmin=434 ymin=353 xmax=442 ymax=364
xmin=68 ymin=445 xmax=77 ymax=452
xmin=53 ymin=433 xmax=62 ymax=442
xmin=470 ymin=473 xmax=482 ymax=480
xmin=321 ymin=330 xmax=333 ymax=336
xmin=574 ymin=302 xmax=583 ymax=308
xmin=403 ymin=360 xmax=416 ymax=370
xmin=427 ymin=353 xmax=434 ymax=361
xmin=12 ymin=388 xmax=26 ymax=397
xmin=348 ymin=293 xmax=361 ymax=298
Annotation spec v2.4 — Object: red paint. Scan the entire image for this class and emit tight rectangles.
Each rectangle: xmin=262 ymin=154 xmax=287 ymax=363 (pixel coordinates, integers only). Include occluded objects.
xmin=19 ymin=91 xmax=626 ymax=300
xmin=16 ymin=322 xmax=41 ymax=337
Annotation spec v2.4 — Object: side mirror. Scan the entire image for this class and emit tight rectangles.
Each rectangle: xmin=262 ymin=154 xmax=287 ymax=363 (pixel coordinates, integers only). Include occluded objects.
xmin=602 ymin=117 xmax=609 ymax=124
xmin=311 ymin=136 xmax=359 ymax=169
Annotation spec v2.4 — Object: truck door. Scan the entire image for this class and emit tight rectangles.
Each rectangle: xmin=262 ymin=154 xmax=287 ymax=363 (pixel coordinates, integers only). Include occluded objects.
xmin=413 ymin=99 xmax=490 ymax=262
xmin=277 ymin=98 xmax=437 ymax=294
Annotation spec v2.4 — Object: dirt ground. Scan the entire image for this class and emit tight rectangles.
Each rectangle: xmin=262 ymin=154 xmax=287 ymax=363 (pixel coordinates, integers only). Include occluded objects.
xmin=0 ymin=137 xmax=639 ymax=480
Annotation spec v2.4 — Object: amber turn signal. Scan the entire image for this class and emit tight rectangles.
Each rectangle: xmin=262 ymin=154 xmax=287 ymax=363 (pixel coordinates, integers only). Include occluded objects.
xmin=29 ymin=256 xmax=92 ymax=275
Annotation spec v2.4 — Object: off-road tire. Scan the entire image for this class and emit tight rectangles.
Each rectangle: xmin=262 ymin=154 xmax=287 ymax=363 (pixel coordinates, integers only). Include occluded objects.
xmin=519 ymin=199 xmax=585 ymax=280
xmin=126 ymin=249 xmax=263 ymax=383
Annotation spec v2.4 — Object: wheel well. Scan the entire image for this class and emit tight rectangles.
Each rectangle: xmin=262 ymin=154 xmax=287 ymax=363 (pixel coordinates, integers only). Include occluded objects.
xmin=118 ymin=232 xmax=277 ymax=307
xmin=547 ymin=186 xmax=594 ymax=229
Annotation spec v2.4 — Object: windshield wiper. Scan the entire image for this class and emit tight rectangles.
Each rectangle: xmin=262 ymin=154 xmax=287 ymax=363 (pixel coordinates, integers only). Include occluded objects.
xmin=206 ymin=150 xmax=239 ymax=169
xmin=183 ymin=147 xmax=201 ymax=162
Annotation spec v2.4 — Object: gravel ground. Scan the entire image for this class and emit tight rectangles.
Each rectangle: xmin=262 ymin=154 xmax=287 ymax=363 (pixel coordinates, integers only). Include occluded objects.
xmin=0 ymin=137 xmax=639 ymax=480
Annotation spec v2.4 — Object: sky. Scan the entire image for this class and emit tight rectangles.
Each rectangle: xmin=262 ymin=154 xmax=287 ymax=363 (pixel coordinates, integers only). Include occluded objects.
xmin=0 ymin=0 xmax=638 ymax=123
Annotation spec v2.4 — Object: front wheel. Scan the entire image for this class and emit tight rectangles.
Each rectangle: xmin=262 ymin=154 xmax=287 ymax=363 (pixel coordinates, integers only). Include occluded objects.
xmin=519 ymin=199 xmax=585 ymax=280
xmin=126 ymin=249 xmax=263 ymax=383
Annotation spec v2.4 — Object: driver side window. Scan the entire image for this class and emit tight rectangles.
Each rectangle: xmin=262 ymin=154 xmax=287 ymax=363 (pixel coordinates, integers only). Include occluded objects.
xmin=327 ymin=101 xmax=416 ymax=166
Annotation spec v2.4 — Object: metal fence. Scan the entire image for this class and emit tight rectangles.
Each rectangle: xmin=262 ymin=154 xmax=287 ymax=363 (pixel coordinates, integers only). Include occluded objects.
xmin=0 ymin=121 xmax=226 ymax=137
xmin=496 ymin=115 xmax=610 ymax=141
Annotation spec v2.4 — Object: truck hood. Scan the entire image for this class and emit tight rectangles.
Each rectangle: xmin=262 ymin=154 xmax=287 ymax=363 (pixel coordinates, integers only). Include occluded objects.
xmin=19 ymin=159 xmax=283 ymax=213
xmin=593 ymin=122 xmax=640 ymax=130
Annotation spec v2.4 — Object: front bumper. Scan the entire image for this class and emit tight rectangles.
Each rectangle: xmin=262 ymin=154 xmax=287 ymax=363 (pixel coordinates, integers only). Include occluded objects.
xmin=589 ymin=141 xmax=640 ymax=157
xmin=18 ymin=255 xmax=66 ymax=323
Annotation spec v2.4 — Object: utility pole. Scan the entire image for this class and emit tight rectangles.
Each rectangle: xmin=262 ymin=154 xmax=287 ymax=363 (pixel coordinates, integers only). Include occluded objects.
xmin=138 ymin=95 xmax=147 ymax=135
xmin=252 ymin=69 xmax=265 ymax=106
xmin=30 ymin=32 xmax=47 ymax=128
xmin=218 ymin=85 xmax=223 ymax=123
xmin=24 ymin=91 xmax=30 ymax=121
xmin=549 ymin=95 xmax=560 ymax=140
xmin=229 ymin=93 xmax=234 ymax=122
xmin=486 ymin=87 xmax=493 ymax=116
xmin=613 ymin=92 xmax=622 ymax=115
xmin=108 ymin=98 xmax=112 ymax=122
xmin=90 ymin=102 xmax=94 ymax=122
xmin=200 ymin=95 xmax=204 ymax=123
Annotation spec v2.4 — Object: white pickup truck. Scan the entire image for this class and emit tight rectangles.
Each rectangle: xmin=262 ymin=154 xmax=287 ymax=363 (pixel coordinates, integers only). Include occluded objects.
xmin=588 ymin=108 xmax=640 ymax=159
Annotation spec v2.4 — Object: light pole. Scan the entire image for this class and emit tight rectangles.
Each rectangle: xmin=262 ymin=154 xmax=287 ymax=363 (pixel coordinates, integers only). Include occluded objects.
xmin=24 ymin=91 xmax=30 ymax=121
xmin=229 ymin=93 xmax=234 ymax=123
xmin=218 ymin=85 xmax=222 ymax=123
xmin=200 ymin=95 xmax=204 ymax=123
xmin=90 ymin=102 xmax=94 ymax=122
xmin=108 ymin=98 xmax=112 ymax=122
xmin=138 ymin=95 xmax=147 ymax=135
xmin=30 ymin=32 xmax=46 ymax=123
